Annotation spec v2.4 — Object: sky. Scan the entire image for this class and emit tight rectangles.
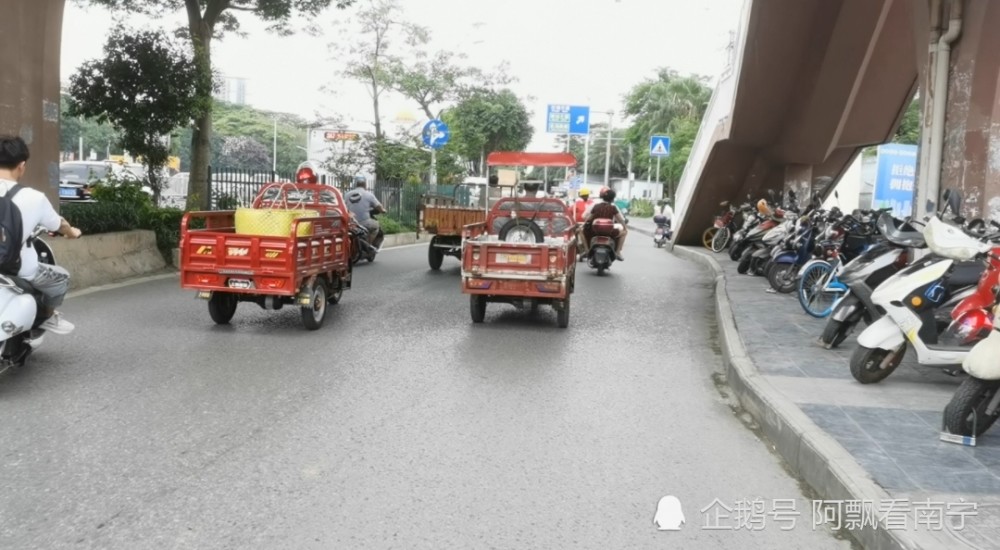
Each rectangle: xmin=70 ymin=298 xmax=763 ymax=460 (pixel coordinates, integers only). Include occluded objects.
xmin=61 ymin=0 xmax=745 ymax=152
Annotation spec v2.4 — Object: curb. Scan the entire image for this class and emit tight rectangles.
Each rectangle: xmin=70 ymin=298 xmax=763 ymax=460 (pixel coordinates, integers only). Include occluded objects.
xmin=670 ymin=245 xmax=938 ymax=550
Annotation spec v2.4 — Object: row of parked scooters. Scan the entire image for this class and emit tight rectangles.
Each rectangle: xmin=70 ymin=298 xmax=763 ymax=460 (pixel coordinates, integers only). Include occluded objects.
xmin=704 ymin=188 xmax=1000 ymax=440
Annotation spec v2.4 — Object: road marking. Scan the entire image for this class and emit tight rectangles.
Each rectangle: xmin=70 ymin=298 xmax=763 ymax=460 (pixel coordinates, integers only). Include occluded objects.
xmin=66 ymin=272 xmax=179 ymax=300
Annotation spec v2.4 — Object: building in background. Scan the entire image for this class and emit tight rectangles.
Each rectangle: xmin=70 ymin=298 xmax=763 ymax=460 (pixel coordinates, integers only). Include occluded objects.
xmin=214 ymin=76 xmax=248 ymax=105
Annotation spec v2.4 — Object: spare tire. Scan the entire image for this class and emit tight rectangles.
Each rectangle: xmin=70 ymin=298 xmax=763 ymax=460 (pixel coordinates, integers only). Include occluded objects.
xmin=498 ymin=219 xmax=544 ymax=243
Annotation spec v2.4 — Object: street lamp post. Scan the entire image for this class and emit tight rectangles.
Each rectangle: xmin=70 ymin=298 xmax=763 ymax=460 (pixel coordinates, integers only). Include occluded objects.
xmin=603 ymin=111 xmax=613 ymax=186
xmin=272 ymin=116 xmax=278 ymax=173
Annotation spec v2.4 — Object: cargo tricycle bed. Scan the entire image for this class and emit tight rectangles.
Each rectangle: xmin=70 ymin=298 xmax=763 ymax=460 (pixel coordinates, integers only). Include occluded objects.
xmin=179 ymin=182 xmax=354 ymax=330
xmin=460 ymin=195 xmax=577 ymax=328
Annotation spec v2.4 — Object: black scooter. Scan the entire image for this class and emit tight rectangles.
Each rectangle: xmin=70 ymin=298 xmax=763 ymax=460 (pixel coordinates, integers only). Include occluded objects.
xmin=350 ymin=210 xmax=384 ymax=265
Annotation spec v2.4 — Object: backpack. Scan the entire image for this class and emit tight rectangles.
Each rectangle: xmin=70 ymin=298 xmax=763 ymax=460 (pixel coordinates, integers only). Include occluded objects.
xmin=0 ymin=184 xmax=25 ymax=276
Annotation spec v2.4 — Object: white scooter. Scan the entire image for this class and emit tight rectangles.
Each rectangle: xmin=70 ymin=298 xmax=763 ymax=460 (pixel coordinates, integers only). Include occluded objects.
xmin=850 ymin=191 xmax=998 ymax=384
xmin=0 ymin=227 xmax=59 ymax=375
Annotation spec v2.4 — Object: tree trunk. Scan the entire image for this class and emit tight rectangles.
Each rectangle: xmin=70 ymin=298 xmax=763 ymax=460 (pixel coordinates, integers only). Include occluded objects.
xmin=188 ymin=26 xmax=214 ymax=210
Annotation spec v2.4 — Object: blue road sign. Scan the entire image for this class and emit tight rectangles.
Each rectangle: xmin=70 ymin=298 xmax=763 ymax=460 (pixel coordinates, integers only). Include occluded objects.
xmin=422 ymin=119 xmax=450 ymax=149
xmin=650 ymin=135 xmax=671 ymax=157
xmin=547 ymin=104 xmax=590 ymax=135
xmin=872 ymin=143 xmax=917 ymax=219
xmin=569 ymin=106 xmax=590 ymax=135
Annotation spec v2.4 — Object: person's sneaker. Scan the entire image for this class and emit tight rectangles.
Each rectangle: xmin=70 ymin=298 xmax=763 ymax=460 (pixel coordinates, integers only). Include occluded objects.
xmin=615 ymin=252 xmax=625 ymax=261
xmin=39 ymin=312 xmax=75 ymax=335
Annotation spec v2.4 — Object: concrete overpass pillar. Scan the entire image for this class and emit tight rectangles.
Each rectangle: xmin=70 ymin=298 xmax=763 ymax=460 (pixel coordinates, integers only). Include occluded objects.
xmin=0 ymin=0 xmax=65 ymax=208
xmin=933 ymin=0 xmax=1000 ymax=221
xmin=784 ymin=164 xmax=813 ymax=209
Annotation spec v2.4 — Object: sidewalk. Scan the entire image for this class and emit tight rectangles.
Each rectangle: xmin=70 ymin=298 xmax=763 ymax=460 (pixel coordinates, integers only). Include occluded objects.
xmin=653 ymin=231 xmax=1000 ymax=550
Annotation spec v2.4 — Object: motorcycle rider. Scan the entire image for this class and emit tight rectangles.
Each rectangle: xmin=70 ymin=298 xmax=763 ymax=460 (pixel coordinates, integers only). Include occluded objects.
xmin=345 ymin=177 xmax=385 ymax=245
xmin=573 ymin=188 xmax=595 ymax=259
xmin=582 ymin=187 xmax=628 ymax=261
xmin=0 ymin=135 xmax=82 ymax=334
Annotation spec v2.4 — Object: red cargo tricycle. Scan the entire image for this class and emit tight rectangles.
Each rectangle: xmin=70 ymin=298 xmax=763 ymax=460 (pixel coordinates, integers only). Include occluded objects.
xmin=179 ymin=182 xmax=354 ymax=330
xmin=460 ymin=152 xmax=578 ymax=328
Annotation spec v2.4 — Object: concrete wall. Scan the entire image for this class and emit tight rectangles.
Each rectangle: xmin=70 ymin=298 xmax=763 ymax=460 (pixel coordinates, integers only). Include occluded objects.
xmin=0 ymin=1 xmax=65 ymax=208
xmin=49 ymin=230 xmax=167 ymax=291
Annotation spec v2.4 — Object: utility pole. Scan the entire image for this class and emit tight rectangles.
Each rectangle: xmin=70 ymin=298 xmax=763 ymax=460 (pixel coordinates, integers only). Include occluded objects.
xmin=603 ymin=111 xmax=614 ymax=186
xmin=583 ymin=133 xmax=590 ymax=194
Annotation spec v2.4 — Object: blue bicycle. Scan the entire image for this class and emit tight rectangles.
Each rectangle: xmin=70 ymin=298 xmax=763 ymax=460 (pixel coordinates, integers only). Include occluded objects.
xmin=797 ymin=254 xmax=850 ymax=318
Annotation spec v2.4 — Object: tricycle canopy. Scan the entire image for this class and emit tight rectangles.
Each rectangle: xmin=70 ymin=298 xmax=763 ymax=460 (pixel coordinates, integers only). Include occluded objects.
xmin=486 ymin=152 xmax=577 ymax=168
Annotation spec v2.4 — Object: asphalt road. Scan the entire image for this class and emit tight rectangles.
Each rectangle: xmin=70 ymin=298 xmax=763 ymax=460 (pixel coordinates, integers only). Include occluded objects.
xmin=0 ymin=234 xmax=853 ymax=549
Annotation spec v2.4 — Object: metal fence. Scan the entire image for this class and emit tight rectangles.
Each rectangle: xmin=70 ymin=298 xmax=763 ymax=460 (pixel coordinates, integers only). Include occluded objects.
xmin=207 ymin=167 xmax=450 ymax=229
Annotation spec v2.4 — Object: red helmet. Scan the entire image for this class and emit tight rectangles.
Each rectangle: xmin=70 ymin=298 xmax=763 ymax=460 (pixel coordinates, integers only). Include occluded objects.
xmin=943 ymin=310 xmax=994 ymax=346
xmin=296 ymin=166 xmax=318 ymax=184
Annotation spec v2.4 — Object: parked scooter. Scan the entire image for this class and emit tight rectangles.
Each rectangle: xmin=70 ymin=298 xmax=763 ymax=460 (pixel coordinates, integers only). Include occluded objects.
xmin=849 ymin=191 xmax=1000 ymax=384
xmin=0 ymin=227 xmax=61 ymax=375
xmin=942 ymin=302 xmax=1000 ymax=438
xmin=818 ymin=213 xmax=925 ymax=348
xmin=653 ymin=215 xmax=672 ymax=248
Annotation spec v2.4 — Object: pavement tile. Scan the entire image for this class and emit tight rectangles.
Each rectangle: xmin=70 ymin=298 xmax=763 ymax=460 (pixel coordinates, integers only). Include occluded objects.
xmin=712 ymin=252 xmax=1000 ymax=533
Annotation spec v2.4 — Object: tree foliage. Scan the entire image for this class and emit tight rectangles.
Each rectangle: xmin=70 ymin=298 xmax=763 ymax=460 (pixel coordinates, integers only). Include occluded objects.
xmin=67 ymin=26 xmax=200 ymax=202
xmin=389 ymin=50 xmax=482 ymax=120
xmin=82 ymin=0 xmax=356 ymax=209
xmin=331 ymin=0 xmax=414 ymax=141
xmin=442 ymin=88 xmax=533 ymax=175
xmin=59 ymin=94 xmax=122 ymax=159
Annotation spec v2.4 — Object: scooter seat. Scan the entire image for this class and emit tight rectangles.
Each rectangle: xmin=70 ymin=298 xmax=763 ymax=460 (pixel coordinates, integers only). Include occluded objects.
xmin=946 ymin=261 xmax=985 ymax=290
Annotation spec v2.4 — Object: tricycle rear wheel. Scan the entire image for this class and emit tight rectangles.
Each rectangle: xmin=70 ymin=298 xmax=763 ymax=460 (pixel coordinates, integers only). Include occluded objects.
xmin=470 ymin=295 xmax=486 ymax=323
xmin=557 ymin=297 xmax=570 ymax=328
xmin=208 ymin=292 xmax=238 ymax=324
xmin=301 ymin=281 xmax=328 ymax=330
xmin=428 ymin=238 xmax=444 ymax=270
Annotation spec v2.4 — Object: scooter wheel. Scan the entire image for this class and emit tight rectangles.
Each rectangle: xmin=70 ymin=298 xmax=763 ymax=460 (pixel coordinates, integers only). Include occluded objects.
xmin=736 ymin=254 xmax=752 ymax=274
xmin=849 ymin=344 xmax=905 ymax=384
xmin=943 ymin=377 xmax=1000 ymax=437
xmin=820 ymin=318 xmax=855 ymax=349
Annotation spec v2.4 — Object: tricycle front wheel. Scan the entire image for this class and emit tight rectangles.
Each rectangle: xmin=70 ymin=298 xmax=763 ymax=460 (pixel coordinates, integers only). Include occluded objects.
xmin=470 ymin=295 xmax=486 ymax=323
xmin=208 ymin=292 xmax=238 ymax=324
xmin=301 ymin=281 xmax=328 ymax=330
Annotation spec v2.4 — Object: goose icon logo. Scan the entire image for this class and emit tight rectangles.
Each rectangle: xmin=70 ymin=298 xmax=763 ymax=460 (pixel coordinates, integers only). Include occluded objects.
xmin=653 ymin=495 xmax=685 ymax=531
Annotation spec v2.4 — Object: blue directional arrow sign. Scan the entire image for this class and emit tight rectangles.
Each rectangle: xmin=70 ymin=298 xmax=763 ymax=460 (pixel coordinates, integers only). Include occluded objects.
xmin=422 ymin=119 xmax=450 ymax=150
xmin=568 ymin=106 xmax=590 ymax=135
xmin=650 ymin=135 xmax=671 ymax=157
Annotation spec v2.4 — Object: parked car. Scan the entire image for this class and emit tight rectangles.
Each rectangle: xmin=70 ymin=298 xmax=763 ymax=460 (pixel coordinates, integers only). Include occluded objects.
xmin=59 ymin=160 xmax=150 ymax=201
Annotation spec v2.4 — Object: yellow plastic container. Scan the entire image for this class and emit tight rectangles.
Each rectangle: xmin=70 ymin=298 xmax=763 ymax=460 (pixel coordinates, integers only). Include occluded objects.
xmin=234 ymin=208 xmax=320 ymax=237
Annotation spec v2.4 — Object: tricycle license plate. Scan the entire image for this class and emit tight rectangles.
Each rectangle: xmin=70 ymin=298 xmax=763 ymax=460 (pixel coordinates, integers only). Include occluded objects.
xmin=496 ymin=253 xmax=529 ymax=265
xmin=59 ymin=187 xmax=78 ymax=198
xmin=227 ymin=278 xmax=254 ymax=289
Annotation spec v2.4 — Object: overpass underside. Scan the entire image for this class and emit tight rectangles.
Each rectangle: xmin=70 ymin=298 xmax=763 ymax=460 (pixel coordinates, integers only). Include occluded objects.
xmin=676 ymin=0 xmax=934 ymax=244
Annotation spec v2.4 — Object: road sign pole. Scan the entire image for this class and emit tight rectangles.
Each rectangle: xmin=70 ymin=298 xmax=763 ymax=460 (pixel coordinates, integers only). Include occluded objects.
xmin=430 ymin=148 xmax=437 ymax=189
xmin=583 ymin=133 xmax=589 ymax=194
xmin=656 ymin=156 xmax=661 ymax=183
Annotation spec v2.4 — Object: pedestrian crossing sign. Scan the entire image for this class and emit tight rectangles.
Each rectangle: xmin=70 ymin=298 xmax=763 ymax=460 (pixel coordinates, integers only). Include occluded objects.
xmin=650 ymin=135 xmax=671 ymax=157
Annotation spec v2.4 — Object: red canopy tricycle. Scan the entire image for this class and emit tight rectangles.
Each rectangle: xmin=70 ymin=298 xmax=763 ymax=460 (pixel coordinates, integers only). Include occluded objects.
xmin=460 ymin=152 xmax=578 ymax=328
xmin=179 ymin=181 xmax=354 ymax=330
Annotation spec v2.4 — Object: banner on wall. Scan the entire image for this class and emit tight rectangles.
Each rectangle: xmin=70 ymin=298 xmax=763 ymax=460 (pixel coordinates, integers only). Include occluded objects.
xmin=872 ymin=143 xmax=917 ymax=218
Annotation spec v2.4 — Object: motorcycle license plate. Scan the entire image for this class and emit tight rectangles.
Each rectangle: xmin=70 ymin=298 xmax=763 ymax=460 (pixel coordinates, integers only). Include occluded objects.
xmin=496 ymin=253 xmax=529 ymax=265
xmin=227 ymin=278 xmax=254 ymax=289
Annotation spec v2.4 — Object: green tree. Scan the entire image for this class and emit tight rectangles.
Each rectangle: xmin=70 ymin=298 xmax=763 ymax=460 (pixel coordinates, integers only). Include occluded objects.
xmin=332 ymin=0 xmax=416 ymax=141
xmin=83 ymin=0 xmax=356 ymax=210
xmin=893 ymin=95 xmax=920 ymax=145
xmin=67 ymin=26 xmax=200 ymax=203
xmin=389 ymin=49 xmax=481 ymax=120
xmin=59 ymin=94 xmax=122 ymax=160
xmin=442 ymin=88 xmax=533 ymax=175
